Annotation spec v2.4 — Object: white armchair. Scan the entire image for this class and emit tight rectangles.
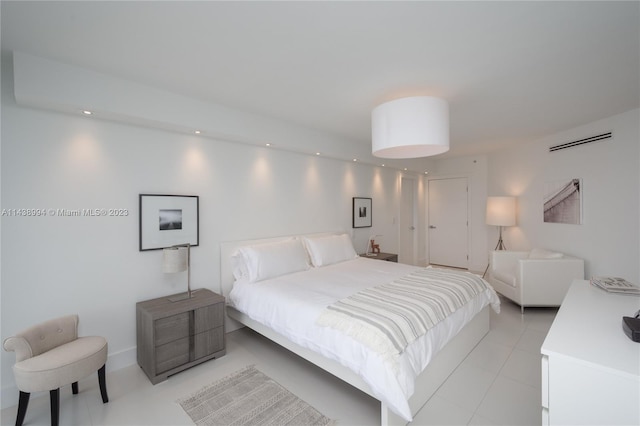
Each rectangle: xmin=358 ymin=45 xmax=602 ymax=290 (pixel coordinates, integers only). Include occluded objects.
xmin=488 ymin=249 xmax=584 ymax=313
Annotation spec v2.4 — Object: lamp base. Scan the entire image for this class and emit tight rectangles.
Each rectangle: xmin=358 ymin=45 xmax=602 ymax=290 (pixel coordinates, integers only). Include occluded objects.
xmin=482 ymin=227 xmax=508 ymax=279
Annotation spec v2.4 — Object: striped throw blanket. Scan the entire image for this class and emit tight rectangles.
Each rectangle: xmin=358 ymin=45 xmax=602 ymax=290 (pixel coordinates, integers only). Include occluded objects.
xmin=316 ymin=268 xmax=493 ymax=366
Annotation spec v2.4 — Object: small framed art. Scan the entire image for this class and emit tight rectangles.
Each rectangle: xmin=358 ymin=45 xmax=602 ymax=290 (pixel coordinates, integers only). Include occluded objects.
xmin=139 ymin=194 xmax=199 ymax=251
xmin=352 ymin=197 xmax=372 ymax=228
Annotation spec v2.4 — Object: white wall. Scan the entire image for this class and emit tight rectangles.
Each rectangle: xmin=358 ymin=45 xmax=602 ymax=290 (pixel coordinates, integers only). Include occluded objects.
xmin=427 ymin=110 xmax=640 ymax=281
xmin=0 ymin=56 xmax=422 ymax=407
xmin=486 ymin=109 xmax=640 ymax=282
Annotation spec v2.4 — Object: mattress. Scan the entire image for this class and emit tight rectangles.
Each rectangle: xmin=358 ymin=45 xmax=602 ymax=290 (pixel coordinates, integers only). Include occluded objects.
xmin=228 ymin=257 xmax=500 ymax=421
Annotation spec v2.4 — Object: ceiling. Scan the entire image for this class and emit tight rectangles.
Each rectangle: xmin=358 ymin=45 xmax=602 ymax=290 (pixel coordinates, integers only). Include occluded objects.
xmin=2 ymin=1 xmax=639 ymax=159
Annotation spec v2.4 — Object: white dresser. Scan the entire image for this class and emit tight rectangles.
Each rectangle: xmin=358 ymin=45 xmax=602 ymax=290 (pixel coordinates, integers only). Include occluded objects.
xmin=541 ymin=280 xmax=640 ymax=425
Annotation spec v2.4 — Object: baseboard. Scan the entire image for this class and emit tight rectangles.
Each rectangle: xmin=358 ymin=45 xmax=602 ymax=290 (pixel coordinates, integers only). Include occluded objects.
xmin=1 ymin=347 xmax=137 ymax=410
xmin=105 ymin=346 xmax=137 ymax=373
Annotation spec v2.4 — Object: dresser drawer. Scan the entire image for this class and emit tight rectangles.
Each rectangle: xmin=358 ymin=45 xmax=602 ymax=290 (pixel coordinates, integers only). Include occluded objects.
xmin=156 ymin=336 xmax=190 ymax=373
xmin=194 ymin=326 xmax=225 ymax=359
xmin=155 ymin=312 xmax=189 ymax=346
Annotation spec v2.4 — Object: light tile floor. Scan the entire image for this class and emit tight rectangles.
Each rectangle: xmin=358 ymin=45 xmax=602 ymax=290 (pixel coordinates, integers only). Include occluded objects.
xmin=1 ymin=296 xmax=556 ymax=425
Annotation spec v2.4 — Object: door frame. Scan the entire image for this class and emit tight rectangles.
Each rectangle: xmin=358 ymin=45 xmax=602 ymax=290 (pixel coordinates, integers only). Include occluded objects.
xmin=426 ymin=173 xmax=470 ymax=268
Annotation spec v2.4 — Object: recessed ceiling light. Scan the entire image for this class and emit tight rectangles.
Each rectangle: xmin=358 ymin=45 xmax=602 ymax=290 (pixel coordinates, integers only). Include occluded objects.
xmin=265 ymin=143 xmax=271 ymax=147
xmin=315 ymin=152 xmax=321 ymax=156
xmin=194 ymin=130 xmax=201 ymax=135
xmin=82 ymin=110 xmax=92 ymax=115
xmin=381 ymin=164 xmax=385 ymax=167
xmin=353 ymin=158 xmax=357 ymax=162
xmin=424 ymin=171 xmax=429 ymax=175
xmin=404 ymin=168 xmax=408 ymax=171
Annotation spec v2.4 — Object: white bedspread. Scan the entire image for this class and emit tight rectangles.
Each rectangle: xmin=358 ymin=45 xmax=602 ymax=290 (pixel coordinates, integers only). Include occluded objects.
xmin=228 ymin=258 xmax=500 ymax=421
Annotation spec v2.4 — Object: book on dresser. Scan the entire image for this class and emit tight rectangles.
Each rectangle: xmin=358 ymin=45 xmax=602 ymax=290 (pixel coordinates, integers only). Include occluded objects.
xmin=590 ymin=276 xmax=640 ymax=295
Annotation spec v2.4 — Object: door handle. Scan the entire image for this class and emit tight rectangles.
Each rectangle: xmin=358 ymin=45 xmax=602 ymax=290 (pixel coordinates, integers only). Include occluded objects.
xmin=429 ymin=225 xmax=436 ymax=229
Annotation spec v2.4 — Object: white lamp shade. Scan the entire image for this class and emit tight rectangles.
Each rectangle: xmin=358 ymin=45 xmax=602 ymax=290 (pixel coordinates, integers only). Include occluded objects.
xmin=486 ymin=196 xmax=516 ymax=226
xmin=372 ymin=96 xmax=449 ymax=158
xmin=162 ymin=247 xmax=188 ymax=273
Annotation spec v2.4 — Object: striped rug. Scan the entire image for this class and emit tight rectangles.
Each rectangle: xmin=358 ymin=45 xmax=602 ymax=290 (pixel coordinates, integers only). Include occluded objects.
xmin=177 ymin=365 xmax=334 ymax=426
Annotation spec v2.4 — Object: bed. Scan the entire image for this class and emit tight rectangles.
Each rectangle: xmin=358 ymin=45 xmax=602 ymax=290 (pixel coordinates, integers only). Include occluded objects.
xmin=220 ymin=232 xmax=500 ymax=425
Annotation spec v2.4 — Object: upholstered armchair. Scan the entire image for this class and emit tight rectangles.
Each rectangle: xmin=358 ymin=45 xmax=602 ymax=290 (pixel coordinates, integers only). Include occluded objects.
xmin=488 ymin=249 xmax=584 ymax=313
xmin=3 ymin=315 xmax=108 ymax=426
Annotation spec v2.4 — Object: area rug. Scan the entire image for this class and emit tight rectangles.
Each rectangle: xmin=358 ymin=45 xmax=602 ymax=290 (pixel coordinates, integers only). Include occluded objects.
xmin=177 ymin=365 xmax=335 ymax=426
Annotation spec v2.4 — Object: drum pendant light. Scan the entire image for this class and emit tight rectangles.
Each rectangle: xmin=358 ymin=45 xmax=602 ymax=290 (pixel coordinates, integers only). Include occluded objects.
xmin=372 ymin=96 xmax=449 ymax=158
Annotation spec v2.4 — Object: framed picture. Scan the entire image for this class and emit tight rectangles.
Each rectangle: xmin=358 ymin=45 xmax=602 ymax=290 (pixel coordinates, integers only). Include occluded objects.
xmin=352 ymin=197 xmax=372 ymax=228
xmin=139 ymin=194 xmax=199 ymax=251
xmin=543 ymin=178 xmax=582 ymax=224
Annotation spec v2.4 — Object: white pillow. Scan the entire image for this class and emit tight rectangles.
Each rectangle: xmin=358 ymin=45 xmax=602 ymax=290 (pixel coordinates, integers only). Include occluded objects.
xmin=303 ymin=234 xmax=358 ymax=267
xmin=529 ymin=248 xmax=564 ymax=259
xmin=230 ymin=251 xmax=250 ymax=281
xmin=234 ymin=239 xmax=310 ymax=283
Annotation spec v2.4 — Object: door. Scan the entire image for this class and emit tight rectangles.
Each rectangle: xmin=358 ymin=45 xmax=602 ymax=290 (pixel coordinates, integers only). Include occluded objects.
xmin=428 ymin=177 xmax=468 ymax=268
xmin=399 ymin=177 xmax=416 ymax=264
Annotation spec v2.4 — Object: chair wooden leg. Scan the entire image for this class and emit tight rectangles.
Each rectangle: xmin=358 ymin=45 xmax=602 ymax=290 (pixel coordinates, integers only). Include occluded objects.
xmin=15 ymin=391 xmax=30 ymax=426
xmin=98 ymin=364 xmax=109 ymax=403
xmin=49 ymin=389 xmax=60 ymax=426
xmin=72 ymin=382 xmax=79 ymax=395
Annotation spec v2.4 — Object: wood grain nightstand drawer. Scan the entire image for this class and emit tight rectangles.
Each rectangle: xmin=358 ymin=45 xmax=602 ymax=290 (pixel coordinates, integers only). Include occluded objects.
xmin=156 ymin=336 xmax=190 ymax=373
xmin=194 ymin=303 xmax=224 ymax=334
xmin=154 ymin=312 xmax=189 ymax=346
xmin=194 ymin=326 xmax=225 ymax=359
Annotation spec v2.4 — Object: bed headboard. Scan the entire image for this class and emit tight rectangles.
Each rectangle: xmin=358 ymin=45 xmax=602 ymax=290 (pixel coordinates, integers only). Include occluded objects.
xmin=220 ymin=231 xmax=346 ymax=332
xmin=219 ymin=231 xmax=346 ymax=300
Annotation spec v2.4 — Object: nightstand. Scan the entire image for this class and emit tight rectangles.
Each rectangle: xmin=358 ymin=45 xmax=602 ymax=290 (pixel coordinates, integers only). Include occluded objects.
xmin=136 ymin=289 xmax=225 ymax=384
xmin=361 ymin=252 xmax=398 ymax=262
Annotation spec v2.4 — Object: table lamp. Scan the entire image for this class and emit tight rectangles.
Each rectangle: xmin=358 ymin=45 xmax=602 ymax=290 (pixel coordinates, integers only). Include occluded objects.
xmin=162 ymin=243 xmax=192 ymax=302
